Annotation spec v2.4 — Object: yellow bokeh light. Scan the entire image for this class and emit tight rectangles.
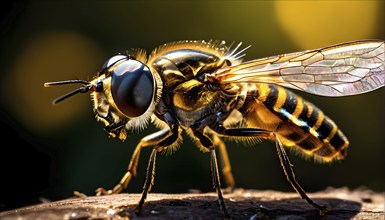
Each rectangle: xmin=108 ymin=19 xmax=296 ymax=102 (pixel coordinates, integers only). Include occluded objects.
xmin=2 ymin=31 xmax=104 ymax=134
xmin=274 ymin=1 xmax=380 ymax=49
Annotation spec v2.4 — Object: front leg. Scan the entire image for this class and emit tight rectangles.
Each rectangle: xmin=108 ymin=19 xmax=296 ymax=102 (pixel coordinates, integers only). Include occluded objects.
xmin=96 ymin=127 xmax=178 ymax=196
xmin=135 ymin=148 xmax=157 ymax=214
xmin=134 ymin=125 xmax=181 ymax=215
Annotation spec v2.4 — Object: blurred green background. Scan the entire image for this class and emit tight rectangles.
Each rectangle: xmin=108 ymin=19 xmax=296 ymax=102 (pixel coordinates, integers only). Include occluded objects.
xmin=1 ymin=0 xmax=384 ymax=211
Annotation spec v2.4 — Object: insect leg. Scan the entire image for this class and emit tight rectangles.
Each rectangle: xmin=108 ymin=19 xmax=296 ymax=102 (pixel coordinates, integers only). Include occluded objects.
xmin=194 ymin=130 xmax=230 ymax=218
xmin=210 ymin=147 xmax=231 ymax=218
xmin=96 ymin=128 xmax=172 ymax=195
xmin=134 ymin=126 xmax=180 ymax=215
xmin=211 ymin=134 xmax=235 ymax=189
xmin=216 ymin=128 xmax=329 ymax=215
xmin=274 ymin=135 xmax=329 ymax=216
xmin=135 ymin=148 xmax=157 ymax=215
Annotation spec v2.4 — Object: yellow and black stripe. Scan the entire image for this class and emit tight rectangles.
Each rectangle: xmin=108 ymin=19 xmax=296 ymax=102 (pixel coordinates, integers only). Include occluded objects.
xmin=253 ymin=84 xmax=349 ymax=161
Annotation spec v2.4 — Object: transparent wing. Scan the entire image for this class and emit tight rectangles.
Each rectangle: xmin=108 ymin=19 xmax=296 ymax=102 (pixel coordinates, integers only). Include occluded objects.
xmin=213 ymin=40 xmax=384 ymax=96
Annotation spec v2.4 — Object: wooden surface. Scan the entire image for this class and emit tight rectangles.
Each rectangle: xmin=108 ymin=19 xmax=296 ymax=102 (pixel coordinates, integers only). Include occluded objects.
xmin=0 ymin=187 xmax=383 ymax=220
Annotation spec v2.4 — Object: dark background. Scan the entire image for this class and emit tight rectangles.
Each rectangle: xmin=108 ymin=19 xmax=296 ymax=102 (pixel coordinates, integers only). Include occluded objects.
xmin=1 ymin=0 xmax=384 ymax=211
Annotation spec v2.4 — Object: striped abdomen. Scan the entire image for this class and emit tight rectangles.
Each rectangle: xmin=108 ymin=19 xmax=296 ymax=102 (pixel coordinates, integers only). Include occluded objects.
xmin=243 ymin=83 xmax=349 ymax=162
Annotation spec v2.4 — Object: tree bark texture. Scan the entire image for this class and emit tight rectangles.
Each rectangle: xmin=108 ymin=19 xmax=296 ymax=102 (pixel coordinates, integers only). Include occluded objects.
xmin=0 ymin=187 xmax=384 ymax=220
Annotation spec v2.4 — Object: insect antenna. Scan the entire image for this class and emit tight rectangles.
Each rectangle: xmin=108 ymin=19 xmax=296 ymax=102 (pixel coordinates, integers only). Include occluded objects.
xmin=44 ymin=80 xmax=94 ymax=105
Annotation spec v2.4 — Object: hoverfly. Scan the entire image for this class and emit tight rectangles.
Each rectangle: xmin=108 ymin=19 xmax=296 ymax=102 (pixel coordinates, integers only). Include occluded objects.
xmin=45 ymin=40 xmax=384 ymax=217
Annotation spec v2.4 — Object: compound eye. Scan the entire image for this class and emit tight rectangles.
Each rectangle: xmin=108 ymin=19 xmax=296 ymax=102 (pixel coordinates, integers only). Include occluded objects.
xmin=111 ymin=59 xmax=154 ymax=118
xmin=100 ymin=55 xmax=128 ymax=75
